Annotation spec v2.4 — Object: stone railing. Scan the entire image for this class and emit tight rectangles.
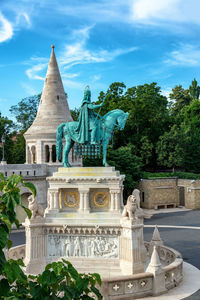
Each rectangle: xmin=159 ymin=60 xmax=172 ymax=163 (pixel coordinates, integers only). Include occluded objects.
xmin=8 ymin=242 xmax=183 ymax=299
xmin=101 ymin=243 xmax=183 ymax=299
xmin=8 ymin=244 xmax=26 ymax=260
xmin=145 ymin=242 xmax=183 ymax=291
xmin=100 ymin=272 xmax=153 ymax=299
xmin=0 ymin=164 xmax=48 ymax=178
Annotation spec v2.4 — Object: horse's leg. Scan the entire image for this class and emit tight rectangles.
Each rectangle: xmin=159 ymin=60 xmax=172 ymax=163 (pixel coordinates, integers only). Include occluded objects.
xmin=102 ymin=136 xmax=110 ymax=167
xmin=62 ymin=136 xmax=73 ymax=167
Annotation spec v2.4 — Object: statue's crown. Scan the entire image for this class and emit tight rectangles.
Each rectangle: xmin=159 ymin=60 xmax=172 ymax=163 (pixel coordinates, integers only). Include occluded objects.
xmin=84 ymin=85 xmax=91 ymax=98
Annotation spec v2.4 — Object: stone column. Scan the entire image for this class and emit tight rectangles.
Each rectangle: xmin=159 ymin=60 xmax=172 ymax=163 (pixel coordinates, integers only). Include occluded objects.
xmin=54 ymin=191 xmax=59 ymax=209
xmin=83 ymin=191 xmax=90 ymax=212
xmin=79 ymin=189 xmax=90 ymax=212
xmin=36 ymin=140 xmax=42 ymax=164
xmin=110 ymin=190 xmax=121 ymax=211
xmin=30 ymin=148 xmax=34 ymax=164
xmin=110 ymin=191 xmax=115 ymax=211
xmin=120 ymin=219 xmax=144 ymax=275
xmin=49 ymin=191 xmax=54 ymax=210
xmin=79 ymin=192 xmax=84 ymax=211
xmin=49 ymin=146 xmax=53 ymax=163
xmin=114 ymin=191 xmax=121 ymax=211
xmin=25 ymin=145 xmax=29 ymax=164
xmin=45 ymin=190 xmax=59 ymax=215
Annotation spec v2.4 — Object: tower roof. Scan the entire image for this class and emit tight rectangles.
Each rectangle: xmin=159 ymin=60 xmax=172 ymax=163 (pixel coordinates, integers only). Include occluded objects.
xmin=24 ymin=45 xmax=73 ymax=139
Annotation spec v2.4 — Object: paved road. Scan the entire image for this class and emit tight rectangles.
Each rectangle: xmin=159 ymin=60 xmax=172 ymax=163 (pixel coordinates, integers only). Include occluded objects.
xmin=9 ymin=210 xmax=200 ymax=299
xmin=144 ymin=210 xmax=200 ymax=270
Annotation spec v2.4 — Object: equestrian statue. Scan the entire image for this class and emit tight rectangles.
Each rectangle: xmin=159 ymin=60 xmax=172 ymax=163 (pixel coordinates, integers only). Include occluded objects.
xmin=56 ymin=86 xmax=129 ymax=167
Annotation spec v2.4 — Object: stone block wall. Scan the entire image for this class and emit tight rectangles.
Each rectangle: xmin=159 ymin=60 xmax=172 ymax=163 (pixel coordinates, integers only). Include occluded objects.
xmin=138 ymin=178 xmax=179 ymax=209
xmin=138 ymin=178 xmax=200 ymax=210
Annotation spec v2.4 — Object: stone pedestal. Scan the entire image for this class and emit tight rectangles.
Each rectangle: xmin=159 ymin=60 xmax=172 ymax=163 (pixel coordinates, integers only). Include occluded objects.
xmin=23 ymin=218 xmax=46 ymax=274
xmin=24 ymin=167 xmax=145 ymax=277
xmin=120 ymin=219 xmax=144 ymax=274
xmin=44 ymin=167 xmax=124 ymax=225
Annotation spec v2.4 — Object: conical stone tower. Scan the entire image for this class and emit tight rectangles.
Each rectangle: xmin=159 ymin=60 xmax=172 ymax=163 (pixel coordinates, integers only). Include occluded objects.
xmin=24 ymin=45 xmax=73 ymax=164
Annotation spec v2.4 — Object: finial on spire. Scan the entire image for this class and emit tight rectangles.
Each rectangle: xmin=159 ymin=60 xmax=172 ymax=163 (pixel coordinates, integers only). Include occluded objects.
xmin=51 ymin=45 xmax=55 ymax=49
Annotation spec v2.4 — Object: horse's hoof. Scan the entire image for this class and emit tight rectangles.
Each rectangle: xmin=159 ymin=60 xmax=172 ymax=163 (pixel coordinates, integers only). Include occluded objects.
xmin=63 ymin=163 xmax=71 ymax=168
xmin=104 ymin=162 xmax=110 ymax=167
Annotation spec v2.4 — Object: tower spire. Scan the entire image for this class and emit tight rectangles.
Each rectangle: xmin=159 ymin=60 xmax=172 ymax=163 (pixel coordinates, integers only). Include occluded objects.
xmin=24 ymin=45 xmax=73 ymax=164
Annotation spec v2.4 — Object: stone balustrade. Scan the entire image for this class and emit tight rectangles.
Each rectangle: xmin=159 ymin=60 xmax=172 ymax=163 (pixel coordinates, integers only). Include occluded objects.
xmin=0 ymin=164 xmax=48 ymax=177
xmin=8 ymin=240 xmax=183 ymax=299
xmin=101 ymin=273 xmax=153 ymax=299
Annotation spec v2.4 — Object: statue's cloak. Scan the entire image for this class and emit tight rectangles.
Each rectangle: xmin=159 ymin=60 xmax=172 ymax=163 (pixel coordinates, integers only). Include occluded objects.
xmin=76 ymin=102 xmax=90 ymax=143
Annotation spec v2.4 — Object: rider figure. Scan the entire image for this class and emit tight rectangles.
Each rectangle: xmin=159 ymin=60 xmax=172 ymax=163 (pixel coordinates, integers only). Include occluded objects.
xmin=76 ymin=86 xmax=103 ymax=144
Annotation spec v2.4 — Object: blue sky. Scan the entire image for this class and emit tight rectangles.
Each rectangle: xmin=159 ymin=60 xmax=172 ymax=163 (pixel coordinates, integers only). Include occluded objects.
xmin=1 ymin=0 xmax=200 ymax=118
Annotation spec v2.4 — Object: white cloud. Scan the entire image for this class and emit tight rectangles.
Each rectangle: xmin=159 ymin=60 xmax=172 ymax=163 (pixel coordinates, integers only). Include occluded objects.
xmin=26 ymin=25 xmax=137 ymax=82
xmin=132 ymin=0 xmax=180 ymax=23
xmin=0 ymin=12 xmax=13 ymax=42
xmin=161 ymin=88 xmax=171 ymax=99
xmin=60 ymin=26 xmax=137 ymax=70
xmin=131 ymin=0 xmax=200 ymax=26
xmin=26 ymin=63 xmax=47 ymax=80
xmin=164 ymin=44 xmax=200 ymax=66
xmin=16 ymin=12 xmax=31 ymax=27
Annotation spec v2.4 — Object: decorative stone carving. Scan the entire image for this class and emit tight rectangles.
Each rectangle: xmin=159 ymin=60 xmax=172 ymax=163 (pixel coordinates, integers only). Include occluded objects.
xmin=47 ymin=234 xmax=119 ymax=259
xmin=28 ymin=195 xmax=44 ymax=219
xmin=63 ymin=191 xmax=79 ymax=207
xmin=93 ymin=192 xmax=109 ymax=208
xmin=122 ymin=195 xmax=138 ymax=222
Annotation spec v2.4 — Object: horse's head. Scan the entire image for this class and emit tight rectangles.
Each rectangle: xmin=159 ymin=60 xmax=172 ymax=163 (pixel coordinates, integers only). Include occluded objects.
xmin=117 ymin=111 xmax=129 ymax=130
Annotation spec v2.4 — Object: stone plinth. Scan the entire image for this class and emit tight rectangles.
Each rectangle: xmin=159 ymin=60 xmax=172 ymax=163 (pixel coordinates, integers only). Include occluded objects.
xmin=120 ymin=219 xmax=144 ymax=274
xmin=44 ymin=167 xmax=125 ymax=225
xmin=24 ymin=167 xmax=145 ymax=278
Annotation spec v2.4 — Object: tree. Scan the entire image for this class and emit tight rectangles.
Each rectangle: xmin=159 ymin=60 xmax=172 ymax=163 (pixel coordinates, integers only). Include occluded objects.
xmin=70 ymin=108 xmax=80 ymax=121
xmin=0 ymin=113 xmax=15 ymax=163
xmin=156 ymin=125 xmax=185 ymax=171
xmin=0 ymin=174 xmax=102 ymax=299
xmin=107 ymin=144 xmax=143 ymax=198
xmin=189 ymin=78 xmax=200 ymax=100
xmin=10 ymin=94 xmax=41 ymax=131
xmin=169 ymin=85 xmax=192 ymax=122
xmin=9 ymin=133 xmax=26 ymax=164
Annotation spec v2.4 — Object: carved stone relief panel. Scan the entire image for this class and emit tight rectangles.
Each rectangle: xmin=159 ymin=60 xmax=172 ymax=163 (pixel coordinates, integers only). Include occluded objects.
xmin=89 ymin=188 xmax=110 ymax=211
xmin=47 ymin=234 xmax=119 ymax=259
xmin=59 ymin=189 xmax=79 ymax=210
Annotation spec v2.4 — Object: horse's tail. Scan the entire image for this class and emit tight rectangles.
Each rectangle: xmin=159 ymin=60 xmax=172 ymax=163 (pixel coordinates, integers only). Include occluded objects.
xmin=56 ymin=123 xmax=65 ymax=161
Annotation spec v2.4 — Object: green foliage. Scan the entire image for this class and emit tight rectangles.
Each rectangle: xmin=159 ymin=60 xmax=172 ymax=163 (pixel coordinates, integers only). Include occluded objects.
xmin=107 ymin=145 xmax=143 ymax=198
xmin=0 ymin=174 xmax=102 ymax=300
xmin=9 ymin=132 xmax=26 ymax=164
xmin=189 ymin=78 xmax=200 ymax=100
xmin=9 ymin=94 xmax=41 ymax=131
xmin=156 ymin=125 xmax=185 ymax=170
xmin=97 ymin=82 xmax=169 ymax=169
xmin=141 ymin=171 xmax=200 ymax=180
xmin=70 ymin=108 xmax=80 ymax=121
xmin=169 ymin=85 xmax=192 ymax=119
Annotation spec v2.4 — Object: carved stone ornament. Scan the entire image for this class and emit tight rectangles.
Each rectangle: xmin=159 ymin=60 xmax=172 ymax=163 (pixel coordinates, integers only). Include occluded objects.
xmin=28 ymin=195 xmax=44 ymax=219
xmin=47 ymin=234 xmax=119 ymax=259
xmin=93 ymin=192 xmax=109 ymax=208
xmin=60 ymin=191 xmax=79 ymax=208
xmin=122 ymin=195 xmax=138 ymax=221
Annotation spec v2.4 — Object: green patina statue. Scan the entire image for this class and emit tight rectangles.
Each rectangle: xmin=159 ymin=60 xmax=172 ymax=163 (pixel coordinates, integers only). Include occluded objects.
xmin=56 ymin=86 xmax=129 ymax=167
xmin=76 ymin=86 xmax=102 ymax=145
